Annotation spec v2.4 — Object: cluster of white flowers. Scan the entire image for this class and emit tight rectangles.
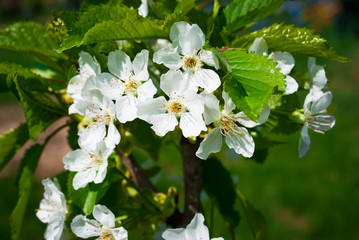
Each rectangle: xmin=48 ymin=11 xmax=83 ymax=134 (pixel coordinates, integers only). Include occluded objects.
xmin=36 ymin=21 xmax=335 ymax=239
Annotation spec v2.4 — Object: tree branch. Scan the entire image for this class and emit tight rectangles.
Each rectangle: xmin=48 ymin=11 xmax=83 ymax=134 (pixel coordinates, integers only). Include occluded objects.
xmin=116 ymin=149 xmax=158 ymax=193
xmin=180 ymin=136 xmax=202 ymax=226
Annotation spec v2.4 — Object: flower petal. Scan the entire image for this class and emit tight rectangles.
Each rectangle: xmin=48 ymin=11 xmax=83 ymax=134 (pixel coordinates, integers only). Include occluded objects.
xmin=193 ymin=68 xmax=221 ymax=92
xmin=308 ymin=113 xmax=336 ymax=134
xmin=133 ymin=49 xmax=149 ymax=81
xmin=115 ymin=95 xmax=139 ymax=123
xmin=138 ymin=0 xmax=148 ymax=17
xmin=180 ymin=111 xmax=207 ymax=138
xmin=153 ymin=48 xmax=182 ymax=69
xmin=248 ymin=37 xmax=268 ymax=55
xmin=200 ymin=50 xmax=219 ymax=69
xmin=94 ymin=160 xmax=108 ymax=184
xmin=150 ymin=113 xmax=178 ymax=136
xmin=79 ymin=51 xmax=101 ymax=76
xmin=112 ymin=227 xmax=128 ymax=240
xmin=200 ymin=91 xmax=221 ymax=125
xmin=78 ymin=123 xmax=107 ymax=149
xmin=185 ymin=213 xmax=210 ymax=240
xmin=178 ymin=24 xmax=205 ymax=56
xmin=63 ymin=149 xmax=91 ymax=172
xmin=284 ymin=75 xmax=299 ymax=95
xmin=299 ymin=124 xmax=310 ymax=158
xmin=222 ymin=91 xmax=236 ymax=114
xmin=44 ymin=220 xmax=64 ymax=240
xmin=162 ymin=228 xmax=187 ymax=240
xmin=73 ymin=168 xmax=97 ymax=190
xmin=71 ymin=215 xmax=101 ymax=238
xmin=93 ymin=204 xmax=115 ymax=228
xmin=160 ymin=70 xmax=190 ymax=96
xmin=268 ymin=51 xmax=295 ymax=75
xmin=170 ymin=21 xmax=191 ymax=50
xmin=310 ymin=91 xmax=333 ymax=114
xmin=308 ymin=57 xmax=327 ymax=91
xmin=88 ymin=73 xmax=124 ymax=100
xmin=196 ymin=128 xmax=223 ymax=160
xmin=108 ymin=50 xmax=132 ymax=80
xmin=137 ymin=97 xmax=167 ymax=122
xmin=225 ymin=127 xmax=255 ymax=158
xmin=137 ymin=79 xmax=157 ymax=102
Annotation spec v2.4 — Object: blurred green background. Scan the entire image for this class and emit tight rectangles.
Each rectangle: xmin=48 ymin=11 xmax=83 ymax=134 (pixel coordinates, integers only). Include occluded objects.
xmin=0 ymin=0 xmax=358 ymax=239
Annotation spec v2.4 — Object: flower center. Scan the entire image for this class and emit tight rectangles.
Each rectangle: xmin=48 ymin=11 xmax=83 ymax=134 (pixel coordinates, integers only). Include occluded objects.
xmin=182 ymin=55 xmax=202 ymax=72
xmin=97 ymin=228 xmax=113 ymax=240
xmin=219 ymin=115 xmax=244 ymax=137
xmin=94 ymin=109 xmax=112 ymax=125
xmin=124 ymin=76 xmax=140 ymax=94
xmin=166 ymin=98 xmax=187 ymax=116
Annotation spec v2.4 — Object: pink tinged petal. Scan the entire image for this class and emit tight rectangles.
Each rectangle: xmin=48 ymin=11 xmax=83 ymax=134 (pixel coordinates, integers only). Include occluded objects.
xmin=63 ymin=149 xmax=92 ymax=172
xmin=308 ymin=57 xmax=327 ymax=91
xmin=200 ymin=91 xmax=221 ymax=125
xmin=138 ymin=0 xmax=148 ymax=17
xmin=307 ymin=113 xmax=335 ymax=134
xmin=160 ymin=70 xmax=189 ymax=96
xmin=284 ymin=75 xmax=299 ymax=95
xmin=162 ymin=228 xmax=187 ymax=240
xmin=79 ymin=51 xmax=101 ymax=76
xmin=310 ymin=91 xmax=333 ymax=114
xmin=150 ymin=113 xmax=178 ymax=136
xmin=180 ymin=112 xmax=207 ymax=138
xmin=185 ymin=213 xmax=210 ymax=240
xmin=137 ymin=79 xmax=157 ymax=102
xmin=200 ymin=50 xmax=219 ymax=69
xmin=137 ymin=97 xmax=167 ymax=122
xmin=73 ymin=168 xmax=97 ymax=190
xmin=78 ymin=123 xmax=107 ymax=149
xmin=71 ymin=215 xmax=101 ymax=238
xmin=108 ymin=50 xmax=132 ymax=80
xmin=268 ymin=51 xmax=295 ymax=75
xmin=170 ymin=21 xmax=191 ymax=49
xmin=178 ymin=24 xmax=205 ymax=56
xmin=196 ymin=127 xmax=223 ymax=160
xmin=92 ymin=204 xmax=115 ymax=228
xmin=115 ymin=95 xmax=138 ymax=123
xmin=44 ymin=220 xmax=64 ymax=240
xmin=193 ymin=68 xmax=221 ymax=92
xmin=222 ymin=91 xmax=236 ymax=114
xmin=94 ymin=161 xmax=108 ymax=184
xmin=112 ymin=227 xmax=128 ymax=240
xmin=225 ymin=127 xmax=255 ymax=158
xmin=153 ymin=48 xmax=182 ymax=69
xmin=248 ymin=37 xmax=268 ymax=55
xmin=133 ymin=49 xmax=149 ymax=80
xmin=105 ymin=122 xmax=121 ymax=149
xmin=299 ymin=124 xmax=310 ymax=158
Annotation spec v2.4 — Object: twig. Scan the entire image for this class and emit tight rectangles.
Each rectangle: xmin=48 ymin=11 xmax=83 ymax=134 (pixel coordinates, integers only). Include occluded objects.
xmin=43 ymin=120 xmax=69 ymax=145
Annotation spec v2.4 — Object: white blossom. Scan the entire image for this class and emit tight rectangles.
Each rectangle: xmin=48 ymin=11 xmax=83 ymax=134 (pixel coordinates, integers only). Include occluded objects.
xmin=36 ymin=178 xmax=67 ymax=240
xmin=67 ymin=51 xmax=101 ymax=101
xmin=162 ymin=213 xmax=223 ymax=240
xmin=153 ymin=21 xmax=220 ymax=92
xmin=71 ymin=204 xmax=127 ymax=240
xmin=69 ymin=89 xmax=120 ymax=149
xmin=249 ymin=37 xmax=298 ymax=95
xmin=138 ymin=0 xmax=148 ymax=17
xmin=308 ymin=57 xmax=328 ymax=91
xmin=137 ymin=70 xmax=206 ymax=137
xmin=299 ymin=90 xmax=335 ymax=158
xmin=63 ymin=141 xmax=113 ymax=190
xmin=85 ymin=50 xmax=156 ymax=123
xmin=196 ymin=91 xmax=270 ymax=159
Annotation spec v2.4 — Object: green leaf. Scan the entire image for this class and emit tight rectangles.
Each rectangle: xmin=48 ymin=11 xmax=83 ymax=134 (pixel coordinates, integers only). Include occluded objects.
xmin=57 ymin=4 xmax=181 ymax=52
xmin=202 ymin=157 xmax=240 ymax=229
xmin=175 ymin=0 xmax=196 ymax=15
xmin=67 ymin=169 xmax=119 ymax=215
xmin=223 ymin=0 xmax=284 ymax=33
xmin=0 ymin=123 xmax=29 ymax=171
xmin=232 ymin=23 xmax=350 ymax=63
xmin=223 ymin=49 xmax=285 ymax=120
xmin=14 ymin=74 xmax=63 ymax=140
xmin=0 ymin=22 xmax=67 ymax=72
xmin=10 ymin=144 xmax=44 ymax=240
xmin=236 ymin=189 xmax=267 ymax=240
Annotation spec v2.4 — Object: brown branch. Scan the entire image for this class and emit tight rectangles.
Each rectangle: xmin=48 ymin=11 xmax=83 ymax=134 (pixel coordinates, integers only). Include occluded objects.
xmin=116 ymin=149 xmax=158 ymax=193
xmin=181 ymin=137 xmax=203 ymax=226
